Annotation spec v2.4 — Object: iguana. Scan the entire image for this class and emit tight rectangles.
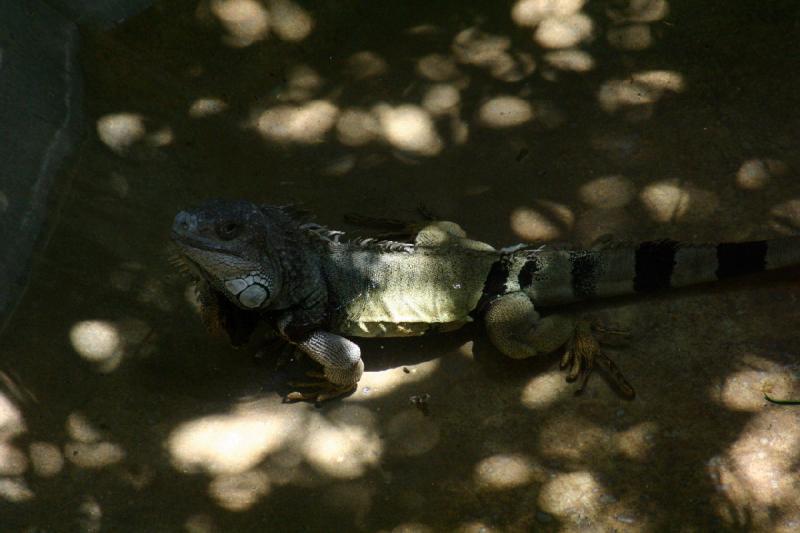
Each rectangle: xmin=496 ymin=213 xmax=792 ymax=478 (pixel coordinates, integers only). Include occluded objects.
xmin=170 ymin=199 xmax=800 ymax=402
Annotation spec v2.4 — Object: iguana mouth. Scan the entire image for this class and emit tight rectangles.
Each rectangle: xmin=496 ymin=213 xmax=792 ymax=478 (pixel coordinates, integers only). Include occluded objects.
xmin=170 ymin=229 xmax=246 ymax=259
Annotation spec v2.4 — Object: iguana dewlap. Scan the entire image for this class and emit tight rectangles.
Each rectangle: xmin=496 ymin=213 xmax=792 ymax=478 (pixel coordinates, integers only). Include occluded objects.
xmin=171 ymin=199 xmax=800 ymax=401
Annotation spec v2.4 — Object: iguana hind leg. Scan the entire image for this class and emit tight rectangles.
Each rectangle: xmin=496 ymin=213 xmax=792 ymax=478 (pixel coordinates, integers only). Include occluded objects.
xmin=485 ymin=292 xmax=635 ymax=398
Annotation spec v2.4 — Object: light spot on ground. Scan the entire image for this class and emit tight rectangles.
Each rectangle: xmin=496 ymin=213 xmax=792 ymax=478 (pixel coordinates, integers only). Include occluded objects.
xmin=269 ymin=0 xmax=314 ymax=42
xmin=632 ymin=70 xmax=686 ymax=92
xmin=256 ymin=100 xmax=339 ymax=143
xmin=69 ymin=321 xmax=122 ymax=371
xmin=184 ymin=514 xmax=216 ymax=533
xmin=579 ymin=175 xmax=636 ymax=208
xmin=189 ymin=97 xmax=229 ymax=118
xmin=386 ymin=409 xmax=440 ymax=456
xmin=456 ymin=522 xmax=502 ymax=533
xmin=208 ymin=0 xmax=270 ymax=47
xmin=452 ymin=28 xmax=535 ymax=82
xmin=65 ymin=441 xmax=125 ymax=469
xmin=66 ymin=412 xmax=105 ymax=443
xmin=208 ymin=470 xmax=270 ymax=511
xmin=520 ymin=371 xmax=571 ymax=409
xmin=534 ymin=14 xmax=593 ymax=49
xmin=771 ymin=199 xmax=800 ymax=232
xmin=0 ymin=443 xmax=27 ymax=476
xmin=277 ymin=64 xmax=323 ymax=102
xmin=719 ymin=362 xmax=797 ymax=412
xmin=0 ymin=477 xmax=34 ymax=502
xmin=607 ymin=24 xmax=653 ymax=50
xmin=606 ymin=0 xmax=669 ymax=23
xmin=598 ymin=71 xmax=684 ymax=113
xmin=539 ymin=416 xmax=608 ymax=460
xmin=347 ymin=51 xmax=388 ymax=80
xmin=336 ymin=108 xmax=381 ymax=146
xmin=422 ymin=84 xmax=460 ymax=116
xmin=613 ymin=422 xmax=658 ymax=461
xmin=639 ymin=180 xmax=689 ymax=222
xmin=478 ymin=96 xmax=533 ymax=128
xmin=510 ymin=201 xmax=574 ymax=241
xmin=416 ymin=54 xmax=461 ymax=81
xmin=303 ymin=406 xmax=382 ymax=478
xmin=389 ymin=523 xmax=434 ymax=533
xmin=374 ymin=104 xmax=443 ymax=156
xmin=168 ymin=408 xmax=297 ymax=475
xmin=474 ymin=453 xmax=535 ymax=489
xmin=544 ymin=49 xmax=595 ymax=71
xmin=29 ymin=442 xmax=64 ymax=477
xmin=736 ymin=158 xmax=789 ymax=190
xmin=538 ymin=471 xmax=601 ymax=516
xmin=512 ymin=0 xmax=586 ymax=27
xmin=351 ymin=360 xmax=439 ymax=400
xmin=0 ymin=392 xmax=24 ymax=439
xmin=709 ymin=410 xmax=800 ymax=525
xmin=96 ymin=113 xmax=146 ymax=154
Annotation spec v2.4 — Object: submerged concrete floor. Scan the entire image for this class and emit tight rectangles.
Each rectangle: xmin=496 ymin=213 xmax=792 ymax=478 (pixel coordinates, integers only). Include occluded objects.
xmin=2 ymin=1 xmax=800 ymax=531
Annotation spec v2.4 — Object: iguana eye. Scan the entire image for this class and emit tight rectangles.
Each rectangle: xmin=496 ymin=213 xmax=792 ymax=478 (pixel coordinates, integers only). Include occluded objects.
xmin=216 ymin=221 xmax=242 ymax=240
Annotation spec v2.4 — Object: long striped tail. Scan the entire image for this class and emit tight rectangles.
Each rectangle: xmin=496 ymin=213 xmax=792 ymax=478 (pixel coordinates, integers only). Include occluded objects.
xmin=522 ymin=236 xmax=800 ymax=306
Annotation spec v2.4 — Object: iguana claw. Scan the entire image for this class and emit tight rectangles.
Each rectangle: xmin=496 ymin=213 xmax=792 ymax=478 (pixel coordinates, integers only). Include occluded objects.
xmin=561 ymin=319 xmax=636 ymax=399
xmin=284 ymin=375 xmax=357 ymax=403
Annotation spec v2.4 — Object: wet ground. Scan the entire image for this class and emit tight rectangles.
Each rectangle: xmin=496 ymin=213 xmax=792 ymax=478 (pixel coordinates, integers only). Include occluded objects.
xmin=2 ymin=0 xmax=800 ymax=531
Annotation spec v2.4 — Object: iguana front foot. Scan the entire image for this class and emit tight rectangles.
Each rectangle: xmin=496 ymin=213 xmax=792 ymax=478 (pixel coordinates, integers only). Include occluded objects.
xmin=562 ymin=320 xmax=635 ymax=399
xmin=284 ymin=379 xmax=357 ymax=403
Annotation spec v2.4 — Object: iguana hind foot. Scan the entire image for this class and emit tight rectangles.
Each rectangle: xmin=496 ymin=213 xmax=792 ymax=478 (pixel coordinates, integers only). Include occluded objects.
xmin=562 ymin=319 xmax=635 ymax=399
xmin=284 ymin=379 xmax=357 ymax=403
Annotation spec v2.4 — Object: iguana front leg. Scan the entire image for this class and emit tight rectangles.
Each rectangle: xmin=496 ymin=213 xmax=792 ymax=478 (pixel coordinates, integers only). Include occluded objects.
xmin=282 ymin=329 xmax=364 ymax=402
xmin=484 ymin=292 xmax=635 ymax=398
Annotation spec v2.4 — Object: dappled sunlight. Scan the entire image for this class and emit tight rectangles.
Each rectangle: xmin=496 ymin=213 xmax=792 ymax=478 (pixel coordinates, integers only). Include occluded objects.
xmin=607 ymin=24 xmax=652 ymax=51
xmin=350 ymin=360 xmax=439 ymax=401
xmin=544 ymin=49 xmax=595 ymax=72
xmin=208 ymin=469 xmax=271 ymax=511
xmin=206 ymin=0 xmax=270 ymax=47
xmin=579 ymin=175 xmax=636 ymax=209
xmin=452 ymin=28 xmax=535 ymax=83
xmin=346 ymin=51 xmax=388 ymax=81
xmin=0 ymin=391 xmax=25 ymax=439
xmin=335 ymin=108 xmax=381 ymax=147
xmin=478 ymin=96 xmax=533 ymax=128
xmin=520 ymin=371 xmax=571 ymax=409
xmin=605 ymin=0 xmax=670 ymax=23
xmin=188 ymin=97 xmax=229 ymax=118
xmin=200 ymin=0 xmax=312 ymax=47
xmin=613 ymin=422 xmax=658 ymax=461
xmin=473 ymin=453 xmax=539 ymax=489
xmin=534 ymin=14 xmax=593 ymax=49
xmin=510 ymin=201 xmax=575 ymax=241
xmin=302 ymin=405 xmax=381 ymax=479
xmin=64 ymin=411 xmax=125 ymax=469
xmin=640 ymin=180 xmax=719 ymax=223
xmin=96 ymin=112 xmax=173 ymax=156
xmin=0 ymin=442 xmax=28 ymax=476
xmin=416 ymin=54 xmax=462 ymax=82
xmin=598 ymin=70 xmax=685 ymax=115
xmin=716 ymin=355 xmax=798 ymax=412
xmin=512 ymin=0 xmax=586 ymax=27
xmin=69 ymin=320 xmax=123 ymax=372
xmin=255 ymin=100 xmax=339 ymax=144
xmin=538 ymin=415 xmax=610 ymax=460
xmin=374 ymin=104 xmax=443 ymax=156
xmin=385 ymin=408 xmax=439 ymax=457
xmin=28 ymin=442 xmax=64 ymax=478
xmin=0 ymin=477 xmax=34 ymax=503
xmin=770 ymin=199 xmax=800 ymax=232
xmin=168 ymin=405 xmax=300 ymax=475
xmin=708 ymin=410 xmax=800 ymax=527
xmin=275 ymin=64 xmax=324 ymax=103
xmin=538 ymin=471 xmax=601 ymax=517
xmin=736 ymin=158 xmax=790 ymax=190
xmin=422 ymin=84 xmax=460 ymax=117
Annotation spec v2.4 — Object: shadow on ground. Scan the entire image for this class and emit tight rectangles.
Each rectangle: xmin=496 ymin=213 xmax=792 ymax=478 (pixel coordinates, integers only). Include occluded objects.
xmin=1 ymin=0 xmax=800 ymax=531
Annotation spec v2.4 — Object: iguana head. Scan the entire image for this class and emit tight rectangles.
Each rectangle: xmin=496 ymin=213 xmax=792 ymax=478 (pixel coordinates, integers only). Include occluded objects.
xmin=171 ymin=199 xmax=290 ymax=311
